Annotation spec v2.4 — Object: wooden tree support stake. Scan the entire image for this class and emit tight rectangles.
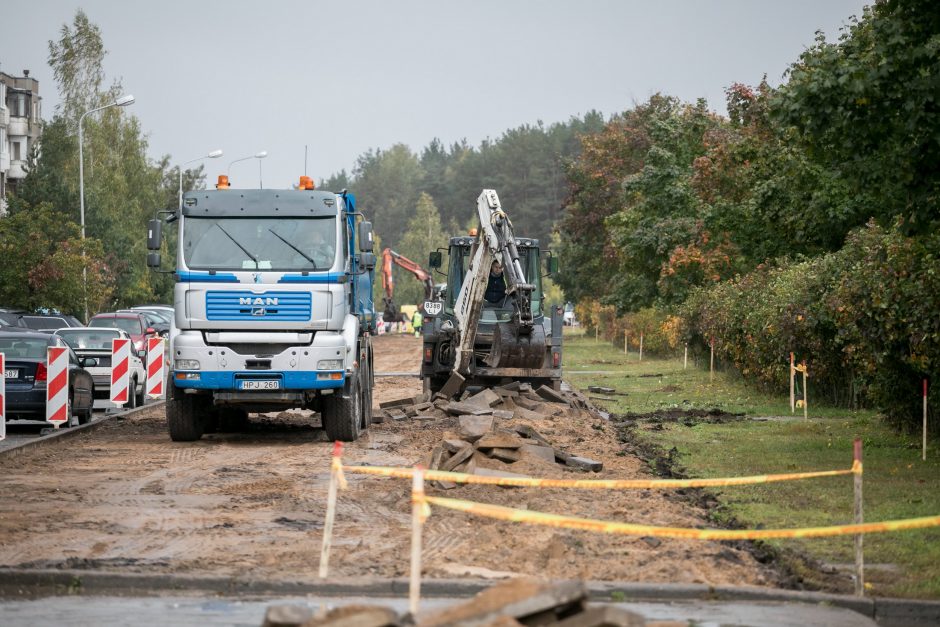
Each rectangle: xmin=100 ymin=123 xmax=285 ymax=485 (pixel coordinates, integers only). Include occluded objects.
xmin=683 ymin=344 xmax=688 ymax=370
xmin=923 ymin=379 xmax=928 ymax=462
xmin=803 ymin=361 xmax=808 ymax=420
xmin=790 ymin=352 xmax=796 ymax=414
xmin=709 ymin=338 xmax=715 ymax=383
xmin=639 ymin=333 xmax=644 ymax=361
xmin=854 ymin=438 xmax=865 ymax=597
xmin=410 ymin=467 xmax=426 ymax=617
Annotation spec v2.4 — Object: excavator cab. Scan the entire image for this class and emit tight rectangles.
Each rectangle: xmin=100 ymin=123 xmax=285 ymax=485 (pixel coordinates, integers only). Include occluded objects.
xmin=441 ymin=238 xmax=544 ymax=324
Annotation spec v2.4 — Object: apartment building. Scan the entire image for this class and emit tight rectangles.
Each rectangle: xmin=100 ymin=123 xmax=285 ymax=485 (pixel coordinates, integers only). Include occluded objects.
xmin=0 ymin=69 xmax=42 ymax=214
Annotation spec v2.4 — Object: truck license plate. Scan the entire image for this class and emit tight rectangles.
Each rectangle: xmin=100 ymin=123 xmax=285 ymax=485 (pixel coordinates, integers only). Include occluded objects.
xmin=4 ymin=369 xmax=18 ymax=379
xmin=239 ymin=380 xmax=280 ymax=390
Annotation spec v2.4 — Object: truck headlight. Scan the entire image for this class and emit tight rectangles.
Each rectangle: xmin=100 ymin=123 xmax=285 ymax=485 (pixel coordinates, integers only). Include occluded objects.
xmin=175 ymin=359 xmax=200 ymax=370
xmin=317 ymin=359 xmax=343 ymax=370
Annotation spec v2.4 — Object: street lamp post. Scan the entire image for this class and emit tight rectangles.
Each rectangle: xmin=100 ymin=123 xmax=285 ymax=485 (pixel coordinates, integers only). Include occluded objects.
xmin=78 ymin=93 xmax=135 ymax=323
xmin=227 ymin=151 xmax=267 ymax=188
xmin=178 ymin=150 xmax=224 ymax=212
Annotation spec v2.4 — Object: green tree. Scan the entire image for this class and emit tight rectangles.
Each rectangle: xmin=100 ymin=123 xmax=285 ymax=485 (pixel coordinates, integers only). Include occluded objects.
xmin=352 ymin=144 xmax=422 ymax=250
xmin=0 ymin=203 xmax=112 ymax=314
xmin=13 ymin=9 xmax=182 ymax=310
xmin=395 ymin=193 xmax=446 ymax=306
xmin=47 ymin=9 xmax=107 ymax=129
xmin=773 ymin=0 xmax=940 ymax=232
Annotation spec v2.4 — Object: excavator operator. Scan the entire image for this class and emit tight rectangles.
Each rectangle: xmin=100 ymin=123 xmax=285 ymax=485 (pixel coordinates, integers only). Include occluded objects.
xmin=484 ymin=260 xmax=506 ymax=305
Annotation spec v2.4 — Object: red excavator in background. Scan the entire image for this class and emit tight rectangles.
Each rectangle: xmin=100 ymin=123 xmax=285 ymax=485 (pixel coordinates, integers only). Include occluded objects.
xmin=380 ymin=248 xmax=435 ymax=325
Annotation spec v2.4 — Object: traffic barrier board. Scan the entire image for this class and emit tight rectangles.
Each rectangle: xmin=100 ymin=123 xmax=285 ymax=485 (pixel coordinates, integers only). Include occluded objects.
xmin=0 ymin=353 xmax=5 ymax=441
xmin=46 ymin=346 xmax=69 ymax=425
xmin=146 ymin=337 xmax=165 ymax=399
xmin=110 ymin=338 xmax=130 ymax=406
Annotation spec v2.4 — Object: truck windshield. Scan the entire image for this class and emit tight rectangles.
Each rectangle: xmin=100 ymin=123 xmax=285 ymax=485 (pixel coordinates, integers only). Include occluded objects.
xmin=182 ymin=217 xmax=337 ymax=271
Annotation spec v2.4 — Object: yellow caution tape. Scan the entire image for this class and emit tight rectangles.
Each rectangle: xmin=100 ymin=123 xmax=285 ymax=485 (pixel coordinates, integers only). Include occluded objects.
xmin=341 ymin=459 xmax=861 ymax=490
xmin=422 ymin=494 xmax=940 ymax=540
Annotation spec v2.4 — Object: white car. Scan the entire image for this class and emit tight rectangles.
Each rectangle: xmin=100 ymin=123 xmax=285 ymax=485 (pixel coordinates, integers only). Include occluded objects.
xmin=53 ymin=327 xmax=148 ymax=408
xmin=563 ymin=303 xmax=576 ymax=326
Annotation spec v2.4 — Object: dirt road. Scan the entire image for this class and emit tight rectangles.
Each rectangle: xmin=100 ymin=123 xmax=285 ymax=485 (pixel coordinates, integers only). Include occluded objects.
xmin=0 ymin=334 xmax=778 ymax=587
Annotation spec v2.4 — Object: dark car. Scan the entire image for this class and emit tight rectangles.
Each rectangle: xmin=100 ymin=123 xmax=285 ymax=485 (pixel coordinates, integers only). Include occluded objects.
xmin=0 ymin=307 xmax=29 ymax=327
xmin=87 ymin=312 xmax=158 ymax=355
xmin=0 ymin=331 xmax=96 ymax=426
xmin=17 ymin=314 xmax=84 ymax=331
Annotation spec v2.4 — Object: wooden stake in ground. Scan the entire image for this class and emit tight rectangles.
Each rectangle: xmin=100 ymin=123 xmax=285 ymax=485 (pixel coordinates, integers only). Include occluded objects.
xmin=624 ymin=330 xmax=628 ymax=356
xmin=802 ymin=360 xmax=808 ymax=420
xmin=410 ymin=466 xmax=426 ymax=617
xmin=923 ymin=379 xmax=929 ymax=462
xmin=709 ymin=338 xmax=715 ymax=383
xmin=639 ymin=333 xmax=644 ymax=361
xmin=595 ymin=326 xmax=599 ymax=343
xmin=854 ymin=438 xmax=865 ymax=597
xmin=683 ymin=344 xmax=688 ymax=370
xmin=790 ymin=352 xmax=796 ymax=414
xmin=319 ymin=442 xmax=346 ymax=578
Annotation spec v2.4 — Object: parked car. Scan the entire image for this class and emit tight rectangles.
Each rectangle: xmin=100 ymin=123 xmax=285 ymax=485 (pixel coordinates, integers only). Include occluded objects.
xmin=17 ymin=313 xmax=84 ymax=331
xmin=53 ymin=327 xmax=147 ymax=408
xmin=0 ymin=331 xmax=96 ymax=426
xmin=0 ymin=307 xmax=29 ymax=327
xmin=87 ymin=312 xmax=158 ymax=355
xmin=118 ymin=309 xmax=169 ymax=337
xmin=130 ymin=304 xmax=173 ymax=318
xmin=563 ymin=302 xmax=577 ymax=326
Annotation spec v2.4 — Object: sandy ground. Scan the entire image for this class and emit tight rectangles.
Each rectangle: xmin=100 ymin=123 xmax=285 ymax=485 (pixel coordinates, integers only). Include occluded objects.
xmin=0 ymin=334 xmax=778 ymax=588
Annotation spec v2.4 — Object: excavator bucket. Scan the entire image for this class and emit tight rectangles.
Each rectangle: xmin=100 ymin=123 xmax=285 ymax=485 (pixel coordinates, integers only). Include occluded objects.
xmin=485 ymin=322 xmax=546 ymax=369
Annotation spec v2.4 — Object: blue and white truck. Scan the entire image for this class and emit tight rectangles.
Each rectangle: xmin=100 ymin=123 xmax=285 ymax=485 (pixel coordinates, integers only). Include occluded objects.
xmin=147 ymin=178 xmax=376 ymax=442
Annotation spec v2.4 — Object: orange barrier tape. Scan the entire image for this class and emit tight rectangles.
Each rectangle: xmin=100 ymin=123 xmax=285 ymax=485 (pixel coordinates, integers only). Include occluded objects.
xmin=341 ymin=460 xmax=861 ymax=490
xmin=422 ymin=494 xmax=940 ymax=540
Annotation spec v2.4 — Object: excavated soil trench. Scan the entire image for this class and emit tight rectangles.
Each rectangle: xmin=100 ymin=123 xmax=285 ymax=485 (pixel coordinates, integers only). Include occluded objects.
xmin=0 ymin=335 xmax=785 ymax=588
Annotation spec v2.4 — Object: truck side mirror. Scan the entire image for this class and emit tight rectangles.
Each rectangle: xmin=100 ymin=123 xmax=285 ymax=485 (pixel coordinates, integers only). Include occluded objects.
xmin=147 ymin=219 xmax=162 ymax=251
xmin=428 ymin=251 xmax=443 ymax=269
xmin=359 ymin=252 xmax=376 ymax=270
xmin=549 ymin=256 xmax=559 ymax=274
xmin=358 ymin=221 xmax=374 ymax=252
xmin=147 ymin=252 xmax=161 ymax=268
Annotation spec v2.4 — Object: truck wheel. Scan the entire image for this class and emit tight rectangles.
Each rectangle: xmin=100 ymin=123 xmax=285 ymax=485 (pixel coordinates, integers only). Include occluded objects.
xmin=167 ymin=385 xmax=204 ymax=441
xmin=361 ymin=356 xmax=373 ymax=427
xmin=322 ymin=375 xmax=362 ymax=442
xmin=126 ymin=378 xmax=138 ymax=409
xmin=135 ymin=378 xmax=146 ymax=407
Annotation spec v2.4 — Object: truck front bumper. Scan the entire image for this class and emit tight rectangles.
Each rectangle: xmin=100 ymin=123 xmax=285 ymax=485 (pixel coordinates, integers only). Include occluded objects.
xmin=172 ymin=370 xmax=344 ymax=390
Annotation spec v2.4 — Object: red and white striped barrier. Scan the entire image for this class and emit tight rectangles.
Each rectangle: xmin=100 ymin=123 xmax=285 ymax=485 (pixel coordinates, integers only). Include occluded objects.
xmin=146 ymin=337 xmax=165 ymax=399
xmin=0 ymin=353 xmax=6 ymax=441
xmin=46 ymin=346 xmax=70 ymax=426
xmin=110 ymin=338 xmax=131 ymax=406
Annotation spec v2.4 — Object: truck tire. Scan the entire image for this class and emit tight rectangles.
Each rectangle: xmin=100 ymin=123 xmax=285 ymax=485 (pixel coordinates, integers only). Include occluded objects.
xmin=126 ymin=377 xmax=138 ymax=409
xmin=167 ymin=385 xmax=204 ymax=442
xmin=322 ymin=374 xmax=362 ymax=442
xmin=135 ymin=377 xmax=146 ymax=407
xmin=361 ymin=354 xmax=373 ymax=427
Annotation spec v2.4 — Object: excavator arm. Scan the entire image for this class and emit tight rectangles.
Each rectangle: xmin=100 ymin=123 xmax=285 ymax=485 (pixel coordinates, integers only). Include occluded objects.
xmin=449 ymin=190 xmax=543 ymax=382
xmin=380 ymin=248 xmax=435 ymax=319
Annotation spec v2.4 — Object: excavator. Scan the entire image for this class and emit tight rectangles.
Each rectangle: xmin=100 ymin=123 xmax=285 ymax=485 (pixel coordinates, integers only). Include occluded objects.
xmin=380 ymin=248 xmax=434 ymax=326
xmin=420 ymin=189 xmax=563 ymax=396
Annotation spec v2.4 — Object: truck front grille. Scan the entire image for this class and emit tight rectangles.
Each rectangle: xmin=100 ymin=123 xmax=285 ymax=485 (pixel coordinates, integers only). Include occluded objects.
xmin=205 ymin=291 xmax=312 ymax=322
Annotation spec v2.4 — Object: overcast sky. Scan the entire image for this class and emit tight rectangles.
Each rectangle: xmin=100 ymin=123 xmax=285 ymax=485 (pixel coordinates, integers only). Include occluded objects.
xmin=3 ymin=1 xmax=867 ymax=189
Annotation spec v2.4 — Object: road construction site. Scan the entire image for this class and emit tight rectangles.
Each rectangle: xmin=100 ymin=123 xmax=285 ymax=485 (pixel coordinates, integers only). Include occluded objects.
xmin=0 ymin=334 xmax=777 ymax=588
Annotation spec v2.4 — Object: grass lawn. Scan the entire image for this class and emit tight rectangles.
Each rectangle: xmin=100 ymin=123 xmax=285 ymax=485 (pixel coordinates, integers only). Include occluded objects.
xmin=564 ymin=329 xmax=940 ymax=599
